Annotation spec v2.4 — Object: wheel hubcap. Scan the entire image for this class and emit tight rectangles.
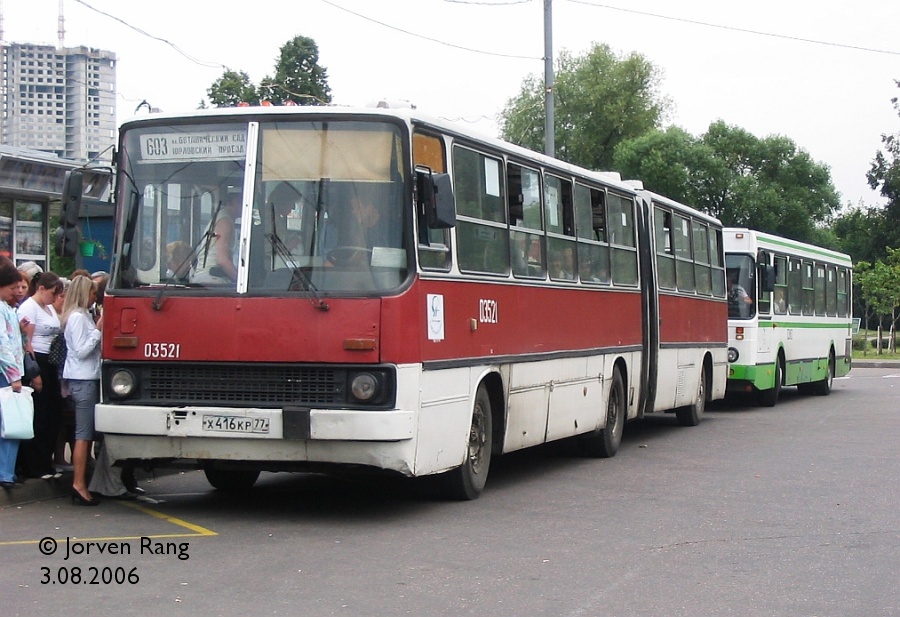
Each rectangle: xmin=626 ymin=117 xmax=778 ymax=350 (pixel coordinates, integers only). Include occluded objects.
xmin=468 ymin=404 xmax=487 ymax=473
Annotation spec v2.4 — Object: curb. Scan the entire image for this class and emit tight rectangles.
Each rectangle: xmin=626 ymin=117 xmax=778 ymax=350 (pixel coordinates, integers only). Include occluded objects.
xmin=853 ymin=361 xmax=900 ymax=368
xmin=0 ymin=473 xmax=71 ymax=508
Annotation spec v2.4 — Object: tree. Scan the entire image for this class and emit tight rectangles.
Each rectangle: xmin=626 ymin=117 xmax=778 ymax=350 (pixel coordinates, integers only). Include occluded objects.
xmin=831 ymin=203 xmax=891 ymax=264
xmin=260 ymin=36 xmax=332 ymax=106
xmin=207 ymin=70 xmax=259 ymax=107
xmin=854 ymin=250 xmax=900 ymax=353
xmin=500 ymin=43 xmax=669 ymax=169
xmin=205 ymin=36 xmax=331 ymax=107
xmin=613 ymin=121 xmax=840 ymax=245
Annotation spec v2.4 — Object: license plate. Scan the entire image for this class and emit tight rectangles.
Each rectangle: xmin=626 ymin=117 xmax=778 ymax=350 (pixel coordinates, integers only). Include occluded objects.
xmin=202 ymin=415 xmax=270 ymax=434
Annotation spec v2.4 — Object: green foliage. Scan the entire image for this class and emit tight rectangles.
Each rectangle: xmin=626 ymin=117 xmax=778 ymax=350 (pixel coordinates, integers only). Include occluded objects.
xmin=831 ymin=204 xmax=892 ymax=264
xmin=867 ymin=80 xmax=900 ymax=205
xmin=854 ymin=248 xmax=900 ymax=350
xmin=855 ymin=257 xmax=900 ymax=320
xmin=832 ymin=82 xmax=900 ymax=264
xmin=207 ymin=70 xmax=259 ymax=107
xmin=260 ymin=36 xmax=331 ymax=105
xmin=499 ymin=43 xmax=669 ymax=169
xmin=205 ymin=36 xmax=331 ymax=107
xmin=613 ymin=121 xmax=839 ymax=245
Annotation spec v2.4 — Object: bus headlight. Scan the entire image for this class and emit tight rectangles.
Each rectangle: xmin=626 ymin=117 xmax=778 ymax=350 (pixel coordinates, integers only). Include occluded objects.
xmin=727 ymin=347 xmax=739 ymax=363
xmin=109 ymin=369 xmax=136 ymax=398
xmin=350 ymin=373 xmax=378 ymax=402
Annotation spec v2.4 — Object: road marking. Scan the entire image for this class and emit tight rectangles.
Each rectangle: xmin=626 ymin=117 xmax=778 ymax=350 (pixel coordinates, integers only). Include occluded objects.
xmin=0 ymin=501 xmax=217 ymax=547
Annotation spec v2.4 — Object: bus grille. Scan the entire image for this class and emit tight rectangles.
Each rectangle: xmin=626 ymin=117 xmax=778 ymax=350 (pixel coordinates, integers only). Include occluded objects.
xmin=146 ymin=364 xmax=343 ymax=405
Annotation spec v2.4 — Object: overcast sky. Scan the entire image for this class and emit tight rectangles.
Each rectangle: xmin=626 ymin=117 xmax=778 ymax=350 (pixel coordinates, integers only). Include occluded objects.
xmin=4 ymin=0 xmax=899 ymax=210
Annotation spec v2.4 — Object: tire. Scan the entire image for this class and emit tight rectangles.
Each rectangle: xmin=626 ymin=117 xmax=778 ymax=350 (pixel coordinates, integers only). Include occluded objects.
xmin=439 ymin=384 xmax=493 ymax=500
xmin=581 ymin=368 xmax=625 ymax=458
xmin=676 ymin=366 xmax=706 ymax=427
xmin=812 ymin=352 xmax=835 ymax=396
xmin=204 ymin=468 xmax=260 ymax=492
xmin=758 ymin=355 xmax=784 ymax=407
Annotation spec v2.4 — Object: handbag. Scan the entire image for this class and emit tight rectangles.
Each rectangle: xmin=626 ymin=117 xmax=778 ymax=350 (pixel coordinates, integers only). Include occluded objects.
xmin=23 ymin=352 xmax=40 ymax=381
xmin=48 ymin=333 xmax=67 ymax=367
xmin=0 ymin=386 xmax=35 ymax=440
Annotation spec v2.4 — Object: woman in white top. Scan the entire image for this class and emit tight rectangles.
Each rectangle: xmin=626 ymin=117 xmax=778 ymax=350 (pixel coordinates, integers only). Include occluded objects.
xmin=16 ymin=272 xmax=65 ymax=479
xmin=61 ymin=275 xmax=102 ymax=505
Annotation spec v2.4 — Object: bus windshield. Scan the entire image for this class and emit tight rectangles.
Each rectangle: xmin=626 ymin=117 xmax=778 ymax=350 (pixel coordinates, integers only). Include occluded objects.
xmin=113 ymin=119 xmax=408 ymax=294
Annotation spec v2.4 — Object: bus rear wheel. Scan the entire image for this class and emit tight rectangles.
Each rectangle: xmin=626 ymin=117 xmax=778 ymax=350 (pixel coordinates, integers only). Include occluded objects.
xmin=439 ymin=384 xmax=493 ymax=500
xmin=204 ymin=468 xmax=260 ymax=492
xmin=812 ymin=352 xmax=835 ymax=396
xmin=676 ymin=367 xmax=706 ymax=427
xmin=758 ymin=356 xmax=784 ymax=407
xmin=581 ymin=368 xmax=625 ymax=457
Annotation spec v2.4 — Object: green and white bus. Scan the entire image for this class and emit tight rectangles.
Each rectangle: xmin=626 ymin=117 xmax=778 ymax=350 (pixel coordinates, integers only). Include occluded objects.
xmin=724 ymin=228 xmax=853 ymax=406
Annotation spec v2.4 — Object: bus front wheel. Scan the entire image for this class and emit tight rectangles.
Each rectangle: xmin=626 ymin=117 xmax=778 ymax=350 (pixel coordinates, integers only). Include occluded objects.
xmin=439 ymin=384 xmax=493 ymax=500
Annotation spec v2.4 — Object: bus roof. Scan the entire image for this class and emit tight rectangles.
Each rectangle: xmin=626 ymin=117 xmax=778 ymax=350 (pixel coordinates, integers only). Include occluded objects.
xmin=724 ymin=227 xmax=852 ymax=266
xmin=118 ymin=105 xmax=642 ymax=196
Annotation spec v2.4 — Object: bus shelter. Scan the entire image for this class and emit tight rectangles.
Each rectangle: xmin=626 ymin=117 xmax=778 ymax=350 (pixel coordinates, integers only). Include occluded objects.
xmin=0 ymin=145 xmax=111 ymax=273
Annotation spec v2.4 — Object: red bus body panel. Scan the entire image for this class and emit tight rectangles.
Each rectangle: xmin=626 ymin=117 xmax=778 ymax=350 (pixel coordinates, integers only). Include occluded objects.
xmin=104 ymin=280 xmax=647 ymax=366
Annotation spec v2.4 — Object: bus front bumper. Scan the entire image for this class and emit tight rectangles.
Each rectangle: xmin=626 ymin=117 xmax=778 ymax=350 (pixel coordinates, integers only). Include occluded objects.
xmin=96 ymin=404 xmax=415 ymax=442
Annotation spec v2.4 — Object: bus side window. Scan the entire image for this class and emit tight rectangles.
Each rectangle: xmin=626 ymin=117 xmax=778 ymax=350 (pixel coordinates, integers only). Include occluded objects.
xmin=453 ymin=145 xmax=508 ymax=275
xmin=608 ymin=192 xmax=638 ymax=286
xmin=774 ymin=255 xmax=788 ymax=314
xmin=575 ymin=183 xmax=609 ymax=284
xmin=546 ymin=174 xmax=575 ymax=281
xmin=826 ymin=266 xmax=838 ymax=316
xmin=788 ymin=257 xmax=803 ymax=314
xmin=756 ymin=250 xmax=771 ymax=313
xmin=672 ymin=214 xmax=693 ymax=292
xmin=508 ymin=163 xmax=544 ymax=279
xmin=414 ymin=132 xmax=451 ymax=271
xmin=692 ymin=221 xmax=712 ymax=295
xmin=654 ymin=207 xmax=675 ymax=290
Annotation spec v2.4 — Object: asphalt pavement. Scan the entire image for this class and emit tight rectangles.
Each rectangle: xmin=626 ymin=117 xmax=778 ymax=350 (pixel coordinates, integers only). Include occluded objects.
xmin=3 ymin=360 xmax=898 ymax=509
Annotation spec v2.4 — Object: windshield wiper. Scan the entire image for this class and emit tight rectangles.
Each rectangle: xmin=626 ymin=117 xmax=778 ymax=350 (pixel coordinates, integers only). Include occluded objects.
xmin=266 ymin=231 xmax=329 ymax=312
xmin=151 ymin=220 xmax=220 ymax=311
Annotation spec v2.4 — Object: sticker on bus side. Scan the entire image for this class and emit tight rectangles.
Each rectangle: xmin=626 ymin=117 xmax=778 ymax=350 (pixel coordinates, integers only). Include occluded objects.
xmin=427 ymin=294 xmax=444 ymax=342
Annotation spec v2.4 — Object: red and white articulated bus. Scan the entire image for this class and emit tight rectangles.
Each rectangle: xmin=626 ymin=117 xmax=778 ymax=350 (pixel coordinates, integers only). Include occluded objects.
xmin=63 ymin=106 xmax=728 ymax=499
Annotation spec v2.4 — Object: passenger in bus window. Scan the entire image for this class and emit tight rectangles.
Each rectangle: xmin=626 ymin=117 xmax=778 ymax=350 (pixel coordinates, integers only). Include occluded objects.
xmin=193 ymin=193 xmax=241 ymax=284
xmin=327 ymin=191 xmax=382 ymax=267
xmin=549 ymin=246 xmax=575 ymax=280
xmin=165 ymin=241 xmax=192 ymax=280
xmin=773 ymin=288 xmax=787 ymax=314
xmin=728 ymin=271 xmax=753 ymax=318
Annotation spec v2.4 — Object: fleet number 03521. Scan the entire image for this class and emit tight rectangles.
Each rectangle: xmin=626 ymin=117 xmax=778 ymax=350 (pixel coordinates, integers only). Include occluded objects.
xmin=144 ymin=343 xmax=181 ymax=359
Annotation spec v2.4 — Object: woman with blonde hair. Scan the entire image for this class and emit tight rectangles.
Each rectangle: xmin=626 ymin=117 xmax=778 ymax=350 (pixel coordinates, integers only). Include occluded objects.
xmin=60 ymin=275 xmax=102 ymax=505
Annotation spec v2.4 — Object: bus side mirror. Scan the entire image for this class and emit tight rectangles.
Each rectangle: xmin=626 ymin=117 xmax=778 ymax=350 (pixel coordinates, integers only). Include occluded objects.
xmin=423 ymin=172 xmax=456 ymax=229
xmin=60 ymin=169 xmax=84 ymax=228
xmin=760 ymin=264 xmax=776 ymax=292
xmin=55 ymin=226 xmax=80 ymax=258
xmin=55 ymin=170 xmax=84 ymax=257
